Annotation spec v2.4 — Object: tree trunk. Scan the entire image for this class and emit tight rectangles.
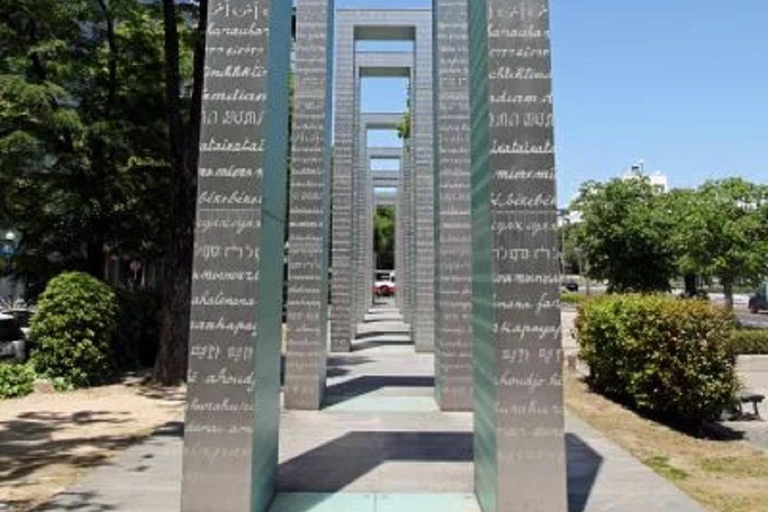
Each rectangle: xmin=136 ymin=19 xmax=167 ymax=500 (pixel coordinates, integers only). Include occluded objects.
xmin=684 ymin=273 xmax=697 ymax=297
xmin=722 ymin=278 xmax=735 ymax=311
xmin=96 ymin=0 xmax=118 ymax=114
xmin=154 ymin=0 xmax=206 ymax=385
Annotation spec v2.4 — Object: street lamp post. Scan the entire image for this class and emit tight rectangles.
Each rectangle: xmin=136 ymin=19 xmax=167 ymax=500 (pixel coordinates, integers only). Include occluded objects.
xmin=0 ymin=228 xmax=22 ymax=298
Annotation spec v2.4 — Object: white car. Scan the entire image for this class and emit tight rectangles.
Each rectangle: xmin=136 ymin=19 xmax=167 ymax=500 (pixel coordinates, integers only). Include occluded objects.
xmin=0 ymin=312 xmax=26 ymax=362
xmin=373 ymin=271 xmax=396 ymax=297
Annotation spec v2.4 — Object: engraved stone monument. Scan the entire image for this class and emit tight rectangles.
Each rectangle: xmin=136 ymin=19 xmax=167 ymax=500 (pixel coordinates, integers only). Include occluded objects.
xmin=468 ymin=0 xmax=567 ymax=510
xmin=330 ymin=11 xmax=356 ymax=352
xmin=284 ymin=0 xmax=334 ymax=410
xmin=181 ymin=1 xmax=566 ymax=510
xmin=434 ymin=0 xmax=473 ymax=411
xmin=181 ymin=1 xmax=292 ymax=511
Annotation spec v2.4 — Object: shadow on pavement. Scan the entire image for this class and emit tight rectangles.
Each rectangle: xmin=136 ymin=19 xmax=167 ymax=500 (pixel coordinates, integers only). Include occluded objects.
xmin=324 ymin=375 xmax=434 ymax=405
xmin=278 ymin=431 xmax=472 ymax=492
xmin=567 ymin=433 xmax=603 ymax=512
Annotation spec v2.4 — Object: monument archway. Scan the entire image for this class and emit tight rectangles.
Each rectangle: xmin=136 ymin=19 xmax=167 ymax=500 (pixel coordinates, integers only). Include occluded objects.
xmin=182 ymin=1 xmax=564 ymax=511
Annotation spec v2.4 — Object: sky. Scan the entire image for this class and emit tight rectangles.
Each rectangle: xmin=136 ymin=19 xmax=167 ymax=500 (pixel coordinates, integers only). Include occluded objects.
xmin=333 ymin=0 xmax=768 ymax=205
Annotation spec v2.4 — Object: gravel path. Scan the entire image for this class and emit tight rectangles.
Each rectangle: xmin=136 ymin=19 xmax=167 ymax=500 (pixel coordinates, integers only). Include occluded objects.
xmin=0 ymin=377 xmax=184 ymax=512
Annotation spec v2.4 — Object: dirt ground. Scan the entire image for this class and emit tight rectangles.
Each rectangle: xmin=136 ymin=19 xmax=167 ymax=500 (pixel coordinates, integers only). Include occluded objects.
xmin=0 ymin=377 xmax=184 ymax=512
xmin=565 ymin=371 xmax=768 ymax=512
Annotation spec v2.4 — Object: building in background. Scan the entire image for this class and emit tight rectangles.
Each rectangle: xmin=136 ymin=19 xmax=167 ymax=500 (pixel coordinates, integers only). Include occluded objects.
xmin=622 ymin=159 xmax=669 ymax=193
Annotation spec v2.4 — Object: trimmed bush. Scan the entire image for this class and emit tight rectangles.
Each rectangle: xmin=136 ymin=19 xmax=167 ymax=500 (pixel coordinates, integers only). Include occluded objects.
xmin=576 ymin=294 xmax=738 ymax=426
xmin=561 ymin=292 xmax=587 ymax=305
xmin=30 ymin=272 xmax=118 ymax=388
xmin=731 ymin=329 xmax=768 ymax=355
xmin=0 ymin=363 xmax=35 ymax=399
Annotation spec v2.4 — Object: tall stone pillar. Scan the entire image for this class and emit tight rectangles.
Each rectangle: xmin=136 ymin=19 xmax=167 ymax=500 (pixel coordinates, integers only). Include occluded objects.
xmin=181 ymin=1 xmax=291 ymax=511
xmin=413 ymin=17 xmax=436 ymax=353
xmin=468 ymin=1 xmax=567 ymax=511
xmin=366 ymin=165 xmax=375 ymax=309
xmin=404 ymin=140 xmax=417 ymax=332
xmin=331 ymin=16 xmax=355 ymax=352
xmin=284 ymin=0 xmax=334 ymax=410
xmin=397 ymin=147 xmax=410 ymax=318
xmin=352 ymin=105 xmax=367 ymax=325
xmin=434 ymin=0 xmax=473 ymax=411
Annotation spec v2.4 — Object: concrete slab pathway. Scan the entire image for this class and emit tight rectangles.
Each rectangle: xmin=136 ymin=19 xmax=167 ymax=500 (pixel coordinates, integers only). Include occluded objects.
xmin=35 ymin=302 xmax=706 ymax=512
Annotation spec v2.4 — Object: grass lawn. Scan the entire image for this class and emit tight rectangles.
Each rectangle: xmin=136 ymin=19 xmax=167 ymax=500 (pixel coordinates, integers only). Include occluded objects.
xmin=565 ymin=370 xmax=768 ymax=512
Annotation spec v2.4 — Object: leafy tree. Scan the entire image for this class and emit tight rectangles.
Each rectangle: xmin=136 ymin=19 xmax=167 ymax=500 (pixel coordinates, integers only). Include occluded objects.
xmin=573 ymin=177 xmax=676 ymax=293
xmin=0 ymin=0 xmax=173 ymax=294
xmin=374 ymin=205 xmax=395 ymax=269
xmin=0 ymin=0 xmax=202 ymax=384
xmin=668 ymin=178 xmax=768 ymax=309
xmin=557 ymin=222 xmax=581 ymax=275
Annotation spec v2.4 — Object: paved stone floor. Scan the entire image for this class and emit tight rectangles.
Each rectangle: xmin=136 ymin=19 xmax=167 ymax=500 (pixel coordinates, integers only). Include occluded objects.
xmin=37 ymin=302 xmax=706 ymax=512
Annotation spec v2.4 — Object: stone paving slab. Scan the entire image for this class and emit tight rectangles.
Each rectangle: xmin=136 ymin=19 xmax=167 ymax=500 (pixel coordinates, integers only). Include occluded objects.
xmin=35 ymin=411 xmax=706 ymax=512
xmin=270 ymin=493 xmax=481 ymax=512
xmin=35 ymin=306 xmax=707 ymax=512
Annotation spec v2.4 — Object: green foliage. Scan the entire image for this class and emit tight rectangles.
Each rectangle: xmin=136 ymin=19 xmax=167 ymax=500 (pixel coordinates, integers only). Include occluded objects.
xmin=576 ymin=294 xmax=739 ymax=426
xmin=560 ymin=292 xmax=586 ymax=305
xmin=397 ymin=112 xmax=411 ymax=140
xmin=0 ymin=0 xmax=197 ymax=292
xmin=374 ymin=205 xmax=395 ymax=269
xmin=30 ymin=272 xmax=118 ymax=388
xmin=573 ymin=178 xmax=676 ymax=293
xmin=572 ymin=175 xmax=768 ymax=306
xmin=0 ymin=363 xmax=35 ymax=399
xmin=730 ymin=329 xmax=768 ymax=355
xmin=666 ymin=179 xmax=768 ymax=307
xmin=557 ymin=223 xmax=581 ymax=274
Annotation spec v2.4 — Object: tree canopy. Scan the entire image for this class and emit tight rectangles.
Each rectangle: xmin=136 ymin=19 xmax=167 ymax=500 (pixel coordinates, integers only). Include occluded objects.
xmin=374 ymin=205 xmax=395 ymax=269
xmin=0 ymin=0 xmax=195 ymax=294
xmin=667 ymin=178 xmax=768 ymax=308
xmin=572 ymin=177 xmax=677 ymax=293
xmin=571 ymin=175 xmax=768 ymax=308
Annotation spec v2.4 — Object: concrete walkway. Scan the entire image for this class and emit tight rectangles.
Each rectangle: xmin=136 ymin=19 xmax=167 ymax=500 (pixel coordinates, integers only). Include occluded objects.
xmin=36 ymin=302 xmax=706 ymax=512
xmin=724 ymin=355 xmax=768 ymax=450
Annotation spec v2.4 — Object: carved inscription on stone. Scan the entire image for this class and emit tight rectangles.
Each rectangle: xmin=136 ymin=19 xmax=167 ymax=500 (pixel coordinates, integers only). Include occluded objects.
xmin=181 ymin=1 xmax=279 ymax=511
xmin=284 ymin=0 xmax=333 ymax=410
xmin=490 ymin=1 xmax=566 ymax=510
xmin=331 ymin=16 xmax=355 ymax=352
xmin=412 ymin=13 xmax=436 ymax=353
xmin=435 ymin=0 xmax=473 ymax=411
xmin=470 ymin=0 xmax=567 ymax=511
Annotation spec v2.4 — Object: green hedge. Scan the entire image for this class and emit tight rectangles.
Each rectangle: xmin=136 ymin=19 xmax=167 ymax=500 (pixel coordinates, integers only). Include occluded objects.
xmin=30 ymin=272 xmax=118 ymax=388
xmin=561 ymin=292 xmax=586 ymax=305
xmin=0 ymin=363 xmax=35 ymax=399
xmin=731 ymin=329 xmax=768 ymax=355
xmin=576 ymin=294 xmax=738 ymax=426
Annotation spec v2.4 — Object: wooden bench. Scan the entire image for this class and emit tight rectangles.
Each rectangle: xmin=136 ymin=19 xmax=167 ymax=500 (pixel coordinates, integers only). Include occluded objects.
xmin=736 ymin=390 xmax=765 ymax=419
